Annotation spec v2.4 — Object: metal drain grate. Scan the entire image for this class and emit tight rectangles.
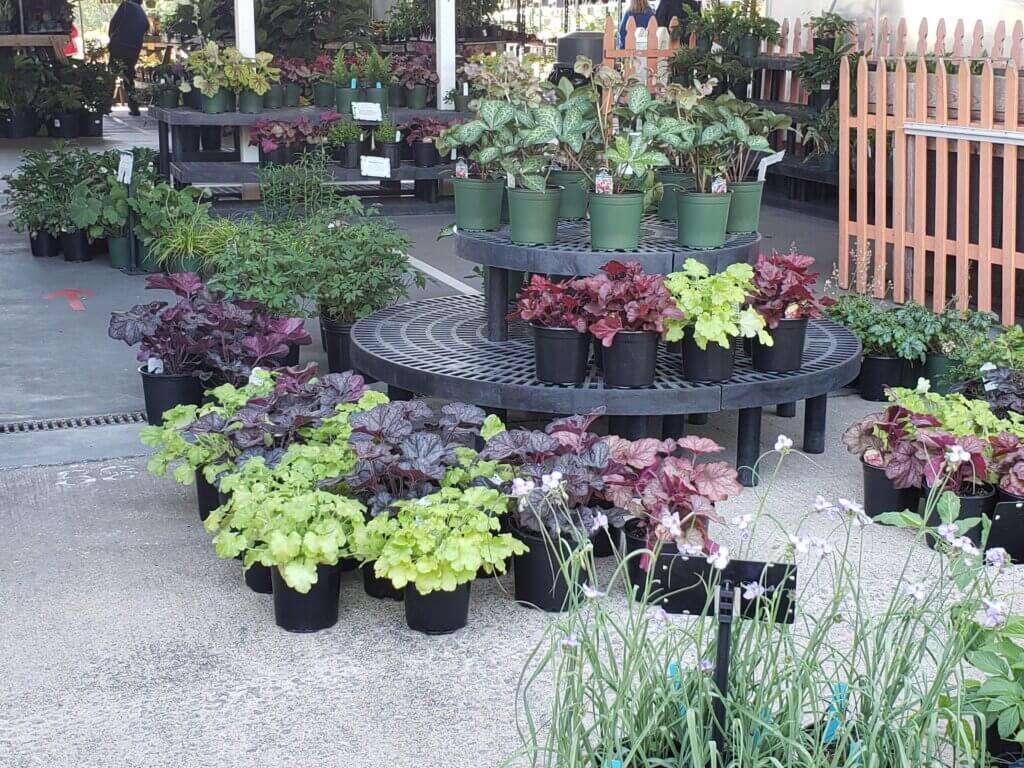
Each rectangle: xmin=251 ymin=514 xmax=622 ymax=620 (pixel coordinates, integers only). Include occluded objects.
xmin=0 ymin=412 xmax=146 ymax=434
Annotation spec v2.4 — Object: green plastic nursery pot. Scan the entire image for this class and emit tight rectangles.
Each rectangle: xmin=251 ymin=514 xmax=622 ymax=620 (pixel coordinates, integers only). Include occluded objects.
xmin=199 ymin=89 xmax=229 ymax=114
xmin=225 ymin=91 xmax=237 ymax=111
xmin=283 ymin=82 xmax=301 ymax=107
xmin=922 ymin=354 xmax=956 ymax=393
xmin=364 ymin=86 xmax=387 ymax=108
xmin=157 ymin=90 xmax=179 ymax=108
xmin=136 ymin=239 xmax=160 ymax=273
xmin=452 ymin=92 xmax=470 ymax=112
xmin=335 ymin=86 xmax=358 ymax=116
xmin=508 ymin=186 xmax=561 ymax=245
xmin=387 ymin=83 xmax=406 ymax=107
xmin=237 ymin=89 xmax=264 ymax=114
xmin=656 ymin=169 xmax=695 ymax=221
xmin=589 ymin=192 xmax=644 ymax=251
xmin=737 ymin=34 xmax=760 ymax=59
xmin=405 ymin=84 xmax=428 ymax=108
xmin=312 ymin=82 xmax=335 ymax=107
xmin=677 ymin=191 xmax=732 ymax=249
xmin=549 ymin=170 xmax=588 ymax=219
xmin=263 ymin=83 xmax=284 ymax=109
xmin=108 ymin=236 xmax=130 ymax=269
xmin=726 ymin=180 xmax=764 ymax=233
xmin=453 ymin=177 xmax=505 ymax=231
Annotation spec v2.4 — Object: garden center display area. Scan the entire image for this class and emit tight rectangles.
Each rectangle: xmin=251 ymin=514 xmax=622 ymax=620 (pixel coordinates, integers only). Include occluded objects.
xmin=7 ymin=3 xmax=1024 ymax=767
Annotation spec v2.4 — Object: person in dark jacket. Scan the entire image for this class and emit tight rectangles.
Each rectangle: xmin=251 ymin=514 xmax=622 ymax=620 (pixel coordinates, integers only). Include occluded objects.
xmin=656 ymin=0 xmax=701 ymax=37
xmin=617 ymin=0 xmax=654 ymax=48
xmin=107 ymin=0 xmax=149 ymax=115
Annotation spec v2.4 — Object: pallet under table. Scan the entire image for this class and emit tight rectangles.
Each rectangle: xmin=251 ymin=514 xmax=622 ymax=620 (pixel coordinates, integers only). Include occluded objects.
xmin=350 ymin=295 xmax=862 ymax=487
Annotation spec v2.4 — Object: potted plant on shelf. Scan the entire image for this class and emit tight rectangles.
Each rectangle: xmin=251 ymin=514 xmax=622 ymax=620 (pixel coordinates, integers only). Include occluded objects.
xmin=795 ymin=43 xmax=852 ymax=111
xmin=674 ymin=100 xmax=736 ymax=249
xmin=180 ymin=41 xmax=230 ymax=114
xmin=843 ymin=404 xmax=938 ymax=518
xmin=397 ymin=51 xmax=437 ymax=109
xmin=326 ymin=119 xmax=364 ymax=168
xmin=76 ymin=59 xmax=116 ymax=137
xmin=272 ymin=57 xmax=310 ymax=107
xmin=373 ymin=120 xmax=401 ymax=168
xmin=651 ymin=83 xmax=701 ymax=222
xmin=38 ymin=79 xmax=83 ymax=138
xmin=918 ymin=304 xmax=996 ymax=393
xmin=801 ymin=102 xmax=840 ymax=170
xmin=386 ymin=53 xmax=407 ymax=107
xmin=579 ymin=261 xmax=682 ymax=388
xmin=437 ymin=106 xmax=509 ymax=231
xmin=150 ymin=63 xmax=184 ymax=108
xmin=547 ymin=73 xmax=601 ymax=221
xmin=223 ymin=48 xmax=279 ymax=114
xmin=402 ymin=117 xmax=447 ymax=167
xmin=310 ymin=53 xmax=335 ymax=107
xmin=747 ymin=248 xmax=832 ymax=372
xmin=509 ymin=274 xmax=591 ymax=385
xmin=249 ymin=117 xmax=322 ymax=166
xmin=6 ymin=54 xmax=48 ymax=138
xmin=363 ymin=487 xmax=524 ymax=634
xmin=330 ymin=53 xmax=360 ymax=115
xmin=807 ymin=11 xmax=854 ymax=52
xmin=3 ymin=148 xmax=63 ymax=258
xmin=83 ymin=173 xmax=132 ymax=269
xmin=725 ymin=0 xmax=780 ymax=60
xmin=664 ymin=259 xmax=771 ymax=382
xmin=356 ymin=46 xmax=391 ymax=108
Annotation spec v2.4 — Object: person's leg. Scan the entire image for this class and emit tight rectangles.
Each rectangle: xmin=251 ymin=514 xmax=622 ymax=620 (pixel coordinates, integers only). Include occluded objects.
xmin=122 ymin=51 xmax=141 ymax=115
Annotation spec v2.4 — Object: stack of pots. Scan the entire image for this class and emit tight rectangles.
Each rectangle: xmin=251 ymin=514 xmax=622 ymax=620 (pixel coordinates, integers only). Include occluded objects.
xmin=674 ymin=178 xmax=764 ymax=249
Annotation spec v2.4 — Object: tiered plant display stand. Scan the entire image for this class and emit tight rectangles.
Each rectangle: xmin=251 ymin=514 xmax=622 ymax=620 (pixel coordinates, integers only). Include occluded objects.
xmin=352 ymin=220 xmax=861 ymax=487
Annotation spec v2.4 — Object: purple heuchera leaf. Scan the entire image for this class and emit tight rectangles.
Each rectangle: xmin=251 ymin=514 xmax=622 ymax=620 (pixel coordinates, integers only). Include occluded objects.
xmin=265 ymin=317 xmax=312 ymax=346
xmin=145 ymin=271 xmax=204 ymax=298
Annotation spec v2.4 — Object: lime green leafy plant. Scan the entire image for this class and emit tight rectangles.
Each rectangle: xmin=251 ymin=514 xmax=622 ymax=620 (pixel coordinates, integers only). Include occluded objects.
xmin=223 ymin=48 xmax=280 ymax=95
xmin=181 ymin=41 xmax=229 ymax=98
xmin=663 ymin=259 xmax=771 ymax=350
xmin=886 ymin=386 xmax=1024 ymax=443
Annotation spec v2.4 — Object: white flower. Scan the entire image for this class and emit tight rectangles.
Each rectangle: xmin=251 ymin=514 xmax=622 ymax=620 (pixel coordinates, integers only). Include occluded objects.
xmin=698 ymin=658 xmax=714 ymax=672
xmin=731 ymin=514 xmax=753 ymax=530
xmin=678 ymin=542 xmax=703 ymax=557
xmin=541 ymin=471 xmax=564 ymax=491
xmin=490 ymin=474 xmax=503 ymax=485
xmin=561 ymin=632 xmax=580 ymax=648
xmin=808 ymin=536 xmax=833 ymax=559
xmin=915 ymin=377 xmax=931 ymax=393
xmin=980 ymin=362 xmax=998 ymax=373
xmin=591 ymin=513 xmax=608 ymax=532
xmin=510 ymin=478 xmax=535 ymax=498
xmin=707 ymin=547 xmax=730 ymax=570
xmin=813 ymin=495 xmax=832 ymax=512
xmin=788 ymin=535 xmax=810 ymax=555
xmin=659 ymin=512 xmax=682 ymax=538
xmin=937 ymin=523 xmax=959 ymax=542
xmin=581 ymin=583 xmax=605 ymax=599
xmin=838 ymin=498 xmax=864 ymax=515
xmin=649 ymin=607 xmax=670 ymax=624
xmin=978 ymin=598 xmax=1008 ymax=629
xmin=986 ymin=547 xmax=1010 ymax=570
xmin=951 ymin=536 xmax=978 ymax=556
xmin=742 ymin=582 xmax=767 ymax=600
xmin=900 ymin=581 xmax=927 ymax=603
xmin=945 ymin=444 xmax=971 ymax=466
xmin=774 ymin=434 xmax=793 ymax=453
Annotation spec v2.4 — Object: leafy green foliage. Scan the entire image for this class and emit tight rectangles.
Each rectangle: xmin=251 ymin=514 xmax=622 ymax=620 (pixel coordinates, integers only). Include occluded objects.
xmin=326 ymin=120 xmax=363 ymax=147
xmin=222 ymin=49 xmax=279 ymax=95
xmin=664 ymin=259 xmax=771 ymax=349
xmin=885 ymin=387 xmax=1024 ymax=443
xmin=359 ymin=487 xmax=526 ymax=594
xmin=181 ymin=41 xmax=230 ymax=98
xmin=950 ymin=324 xmax=1024 ymax=380
xmin=825 ymin=293 xmax=930 ymax=359
xmin=258 ymin=151 xmax=337 ymax=221
xmin=129 ymin=182 xmax=211 ymax=245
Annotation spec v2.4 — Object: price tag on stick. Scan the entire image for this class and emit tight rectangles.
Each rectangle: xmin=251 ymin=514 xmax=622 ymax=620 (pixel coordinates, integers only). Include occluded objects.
xmin=117 ymin=151 xmax=134 ymax=183
xmin=352 ymin=102 xmax=383 ymax=122
xmin=360 ymin=155 xmax=392 ymax=178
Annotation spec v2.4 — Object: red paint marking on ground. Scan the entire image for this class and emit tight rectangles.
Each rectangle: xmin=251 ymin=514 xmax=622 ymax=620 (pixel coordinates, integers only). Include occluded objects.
xmin=45 ymin=288 xmax=95 ymax=311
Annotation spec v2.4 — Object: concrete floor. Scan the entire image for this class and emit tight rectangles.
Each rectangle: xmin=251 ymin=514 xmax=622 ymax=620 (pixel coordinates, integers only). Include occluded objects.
xmin=0 ymin=114 xmax=865 ymax=767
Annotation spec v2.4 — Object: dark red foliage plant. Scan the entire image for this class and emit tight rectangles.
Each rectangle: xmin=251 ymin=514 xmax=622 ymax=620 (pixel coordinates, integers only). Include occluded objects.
xmin=508 ymin=274 xmax=589 ymax=332
xmin=990 ymin=432 xmax=1024 ymax=497
xmin=748 ymin=248 xmax=834 ymax=328
xmin=577 ymin=261 xmax=683 ymax=347
xmin=842 ymin=405 xmax=940 ymax=489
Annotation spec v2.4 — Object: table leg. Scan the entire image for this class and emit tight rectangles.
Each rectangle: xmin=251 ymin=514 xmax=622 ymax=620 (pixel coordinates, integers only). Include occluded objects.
xmin=485 ymin=267 xmax=509 ymax=342
xmin=776 ymin=402 xmax=796 ymax=417
xmin=608 ymin=415 xmax=652 ymax=440
xmin=737 ymin=407 xmax=762 ymax=487
xmin=803 ymin=394 xmax=827 ymax=454
xmin=388 ymin=386 xmax=414 ymax=401
xmin=157 ymin=119 xmax=170 ymax=179
xmin=689 ymin=413 xmax=709 ymax=425
xmin=662 ymin=414 xmax=687 ymax=439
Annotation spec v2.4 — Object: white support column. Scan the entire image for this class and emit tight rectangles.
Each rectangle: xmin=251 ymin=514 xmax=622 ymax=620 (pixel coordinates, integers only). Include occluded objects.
xmin=436 ymin=0 xmax=456 ymax=109
xmin=234 ymin=0 xmax=258 ymax=164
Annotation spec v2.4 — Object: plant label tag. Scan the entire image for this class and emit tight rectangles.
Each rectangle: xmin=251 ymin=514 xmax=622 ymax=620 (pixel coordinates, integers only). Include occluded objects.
xmin=757 ymin=150 xmax=785 ymax=181
xmin=985 ymin=380 xmax=999 ymax=391
xmin=711 ymin=175 xmax=728 ymax=194
xmin=248 ymin=367 xmax=268 ymax=387
xmin=352 ymin=102 xmax=382 ymax=122
xmin=462 ymin=82 xmax=469 ymax=96
xmin=821 ymin=82 xmax=831 ymax=91
xmin=53 ymin=118 xmax=61 ymax=128
xmin=147 ymin=357 xmax=164 ymax=375
xmin=360 ymin=155 xmax=391 ymax=178
xmin=455 ymin=159 xmax=468 ymax=178
xmin=117 ymin=151 xmax=134 ymax=183
xmin=506 ymin=175 xmax=515 ymax=188
xmin=595 ymin=169 xmax=613 ymax=195
xmin=450 ymin=148 xmax=457 ymax=160
xmin=395 ymin=130 xmax=401 ymax=143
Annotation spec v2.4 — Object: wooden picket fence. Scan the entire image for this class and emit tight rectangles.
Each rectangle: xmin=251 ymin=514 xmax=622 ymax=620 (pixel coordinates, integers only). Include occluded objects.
xmin=838 ymin=54 xmax=1024 ymax=324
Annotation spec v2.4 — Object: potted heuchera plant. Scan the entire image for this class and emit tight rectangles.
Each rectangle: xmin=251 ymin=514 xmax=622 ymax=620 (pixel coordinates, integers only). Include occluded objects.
xmin=401 ymin=117 xmax=448 ymax=167
xmin=250 ymin=114 xmax=339 ymax=166
xmin=664 ymin=259 xmax=771 ymax=382
xmin=579 ymin=261 xmax=682 ymax=388
xmin=480 ymin=411 xmax=626 ymax=612
xmin=747 ymin=249 xmax=832 ymax=373
xmin=614 ymin=435 xmax=741 ymax=614
xmin=920 ymin=432 xmax=993 ymax=543
xmin=397 ymin=51 xmax=438 ymax=109
xmin=180 ymin=41 xmax=230 ymax=114
xmin=843 ymin=405 xmax=939 ymax=518
xmin=223 ymin=48 xmax=279 ymax=114
xmin=987 ymin=432 xmax=1024 ymax=559
xmin=271 ymin=57 xmax=311 ymax=107
xmin=509 ymin=274 xmax=590 ymax=385
xmin=310 ymin=53 xmax=336 ymax=107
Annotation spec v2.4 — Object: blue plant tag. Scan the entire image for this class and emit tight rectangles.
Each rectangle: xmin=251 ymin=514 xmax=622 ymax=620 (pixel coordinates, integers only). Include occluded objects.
xmin=350 ymin=77 xmax=357 ymax=89
xmin=823 ymin=683 xmax=849 ymax=743
xmin=848 ymin=740 xmax=862 ymax=764
xmin=752 ymin=708 xmax=772 ymax=746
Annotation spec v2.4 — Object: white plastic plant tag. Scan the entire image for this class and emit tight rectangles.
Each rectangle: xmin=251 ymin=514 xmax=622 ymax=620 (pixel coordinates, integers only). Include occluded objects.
xmin=551 ymin=161 xmax=562 ymax=171
xmin=147 ymin=357 xmax=164 ymax=374
xmin=395 ymin=130 xmax=402 ymax=143
xmin=361 ymin=155 xmax=391 ymax=178
xmin=450 ymin=148 xmax=457 ymax=160
xmin=117 ymin=151 xmax=134 ymax=183
xmin=506 ymin=175 xmax=515 ymax=188
xmin=821 ymin=82 xmax=831 ymax=91
xmin=53 ymin=118 xmax=61 ymax=127
xmin=595 ymin=169 xmax=613 ymax=195
xmin=352 ymin=102 xmax=382 ymax=121
xmin=711 ymin=175 xmax=728 ymax=195
xmin=757 ymin=150 xmax=785 ymax=181
xmin=455 ymin=158 xmax=468 ymax=178
xmin=248 ymin=367 xmax=268 ymax=386
xmin=462 ymin=82 xmax=469 ymax=96
xmin=985 ymin=380 xmax=999 ymax=391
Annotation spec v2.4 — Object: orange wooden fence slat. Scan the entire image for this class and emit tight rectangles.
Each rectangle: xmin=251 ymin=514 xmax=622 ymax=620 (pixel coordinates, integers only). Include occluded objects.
xmin=934 ymin=61 xmax=950 ymax=313
xmin=892 ymin=58 xmax=908 ymax=302
xmin=856 ymin=56 xmax=870 ymax=292
xmin=978 ymin=61 xmax=995 ymax=312
xmin=1004 ymin=62 xmax=1019 ymax=323
xmin=839 ymin=55 xmax=851 ymax=289
xmin=873 ymin=55 xmax=890 ymax=297
xmin=913 ymin=57 xmax=929 ymax=306
xmin=954 ymin=61 xmax=971 ymax=310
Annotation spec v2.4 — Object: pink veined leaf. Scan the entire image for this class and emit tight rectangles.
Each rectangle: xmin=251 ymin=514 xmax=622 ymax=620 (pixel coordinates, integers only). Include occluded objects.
xmin=676 ymin=435 xmax=724 ymax=456
xmin=606 ymin=436 xmax=665 ymax=469
xmin=691 ymin=462 xmax=741 ymax=502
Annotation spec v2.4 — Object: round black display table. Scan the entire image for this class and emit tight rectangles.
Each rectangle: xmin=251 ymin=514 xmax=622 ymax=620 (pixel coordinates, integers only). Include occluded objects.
xmin=351 ymin=296 xmax=861 ymax=486
xmin=455 ymin=217 xmax=761 ymax=341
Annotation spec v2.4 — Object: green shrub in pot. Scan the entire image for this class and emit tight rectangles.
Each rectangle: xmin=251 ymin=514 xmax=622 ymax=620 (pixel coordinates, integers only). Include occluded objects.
xmin=436 ymin=102 xmax=510 ymax=231
xmin=222 ymin=47 xmax=279 ymax=113
xmin=129 ymin=182 xmax=211 ymax=271
xmin=3 ymin=148 xmax=65 ymax=245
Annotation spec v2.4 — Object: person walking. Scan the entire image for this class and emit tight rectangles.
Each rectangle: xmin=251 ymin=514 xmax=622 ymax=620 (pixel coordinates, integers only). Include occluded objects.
xmin=655 ymin=0 xmax=701 ymax=35
xmin=107 ymin=0 xmax=149 ymax=116
xmin=617 ymin=0 xmax=655 ymax=48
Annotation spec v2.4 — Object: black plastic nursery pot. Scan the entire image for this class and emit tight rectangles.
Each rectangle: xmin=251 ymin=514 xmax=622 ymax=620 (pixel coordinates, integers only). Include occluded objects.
xmin=512 ymin=526 xmax=582 ymax=613
xmin=276 ymin=342 xmax=301 ymax=367
xmin=532 ymin=324 xmax=590 ymax=385
xmin=925 ymin=484 xmax=996 ymax=549
xmin=591 ymin=525 xmax=621 ymax=558
xmin=8 ymin=109 xmax=38 ymax=138
xmin=378 ymin=140 xmax=401 ymax=170
xmin=752 ymin=318 xmax=808 ymax=373
xmin=589 ymin=192 xmax=644 ymax=251
xmin=413 ymin=140 xmax=440 ymax=167
xmin=813 ymin=35 xmax=837 ymax=51
xmin=245 ymin=562 xmax=274 ymax=594
xmin=259 ymin=145 xmax=296 ymax=167
xmin=195 ymin=474 xmax=220 ymax=522
xmin=404 ymin=582 xmax=471 ymax=634
xmin=453 ymin=176 xmax=505 ymax=231
xmin=29 ymin=231 xmax=58 ymax=258
xmin=283 ymin=82 xmax=302 ymax=107
xmin=59 ymin=230 xmax=89 ymax=262
xmin=624 ymin=521 xmax=714 ymax=614
xmin=312 ymin=82 xmax=335 ymax=107
xmin=859 ymin=355 xmax=904 ymax=402
xmin=680 ymin=328 xmax=734 ymax=382
xmin=862 ymin=460 xmax=920 ymax=518
xmin=342 ymin=140 xmax=362 ymax=169
xmin=139 ymin=366 xmax=204 ymax=426
xmin=549 ymin=170 xmax=588 ymax=219
xmin=48 ymin=111 xmax=80 ymax=139
xmin=200 ymin=125 xmax=223 ymax=151
xmin=602 ymin=330 xmax=659 ymax=388
xmin=990 ymin=489 xmax=1024 ymax=562
xmin=361 ymin=564 xmax=403 ymax=601
xmin=508 ymin=186 xmax=561 ymax=245
xmin=985 ymin=722 xmax=1023 ymax=762
xmin=263 ymin=83 xmax=284 ymax=109
xmin=271 ymin=563 xmax=341 ymax=632
xmin=78 ymin=110 xmax=104 ymax=137
xmin=321 ymin=316 xmax=353 ymax=374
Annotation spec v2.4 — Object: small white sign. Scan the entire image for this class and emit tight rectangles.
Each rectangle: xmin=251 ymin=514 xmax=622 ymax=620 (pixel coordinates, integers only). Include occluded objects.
xmin=351 ymin=102 xmax=383 ymax=122
xmin=757 ymin=150 xmax=786 ymax=181
xmin=360 ymin=155 xmax=392 ymax=178
xmin=147 ymin=357 xmax=164 ymax=375
xmin=117 ymin=151 xmax=134 ymax=183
